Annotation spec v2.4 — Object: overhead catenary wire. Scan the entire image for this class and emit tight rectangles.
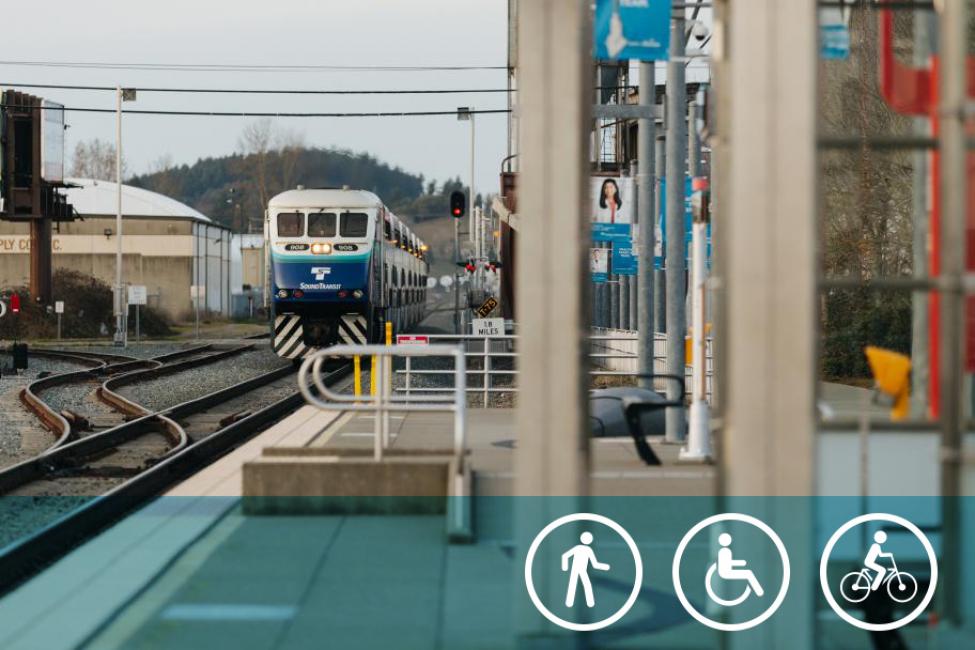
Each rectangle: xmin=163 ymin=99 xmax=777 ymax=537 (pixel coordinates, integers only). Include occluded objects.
xmin=0 ymin=82 xmax=515 ymax=95
xmin=0 ymin=60 xmax=508 ymax=73
xmin=0 ymin=103 xmax=511 ymax=118
xmin=0 ymin=82 xmax=658 ymax=95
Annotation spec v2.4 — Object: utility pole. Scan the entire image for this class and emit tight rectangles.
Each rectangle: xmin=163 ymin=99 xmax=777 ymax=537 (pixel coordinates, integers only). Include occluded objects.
xmin=114 ymin=85 xmax=125 ymax=347
xmin=638 ymin=61 xmax=656 ymax=387
xmin=665 ymin=8 xmax=688 ymax=442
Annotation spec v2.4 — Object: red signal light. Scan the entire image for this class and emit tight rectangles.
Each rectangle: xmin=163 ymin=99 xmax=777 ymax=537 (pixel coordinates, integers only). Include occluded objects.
xmin=10 ymin=294 xmax=20 ymax=314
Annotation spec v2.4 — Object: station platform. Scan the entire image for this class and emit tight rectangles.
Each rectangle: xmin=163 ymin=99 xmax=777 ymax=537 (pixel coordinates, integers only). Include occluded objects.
xmin=0 ymin=404 xmax=717 ymax=650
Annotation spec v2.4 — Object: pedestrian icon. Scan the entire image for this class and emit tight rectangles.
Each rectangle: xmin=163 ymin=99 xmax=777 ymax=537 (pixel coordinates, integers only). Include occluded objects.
xmin=525 ymin=513 xmax=643 ymax=632
xmin=705 ymin=533 xmax=765 ymax=607
xmin=561 ymin=531 xmax=611 ymax=608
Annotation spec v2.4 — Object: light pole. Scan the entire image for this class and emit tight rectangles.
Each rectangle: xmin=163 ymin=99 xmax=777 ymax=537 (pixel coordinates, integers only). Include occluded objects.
xmin=114 ymin=86 xmax=136 ymax=347
xmin=457 ymin=106 xmax=475 ymax=332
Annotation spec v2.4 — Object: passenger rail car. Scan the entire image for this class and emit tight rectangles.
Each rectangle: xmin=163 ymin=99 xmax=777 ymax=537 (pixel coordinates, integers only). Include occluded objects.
xmin=267 ymin=188 xmax=429 ymax=358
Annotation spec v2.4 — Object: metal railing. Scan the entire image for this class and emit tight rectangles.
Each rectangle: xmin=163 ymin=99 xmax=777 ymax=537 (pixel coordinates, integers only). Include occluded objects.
xmin=393 ymin=331 xmax=713 ymax=407
xmin=298 ymin=344 xmax=467 ymax=467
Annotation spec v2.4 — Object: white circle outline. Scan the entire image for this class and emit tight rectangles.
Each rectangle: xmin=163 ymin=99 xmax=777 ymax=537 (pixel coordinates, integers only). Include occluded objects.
xmin=672 ymin=513 xmax=792 ymax=632
xmin=524 ymin=513 xmax=643 ymax=632
xmin=819 ymin=513 xmax=938 ymax=632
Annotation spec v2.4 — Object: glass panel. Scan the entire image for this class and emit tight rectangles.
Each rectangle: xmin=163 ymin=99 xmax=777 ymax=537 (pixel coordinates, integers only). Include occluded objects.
xmin=276 ymin=212 xmax=303 ymax=237
xmin=340 ymin=212 xmax=369 ymax=238
xmin=307 ymin=212 xmax=336 ymax=237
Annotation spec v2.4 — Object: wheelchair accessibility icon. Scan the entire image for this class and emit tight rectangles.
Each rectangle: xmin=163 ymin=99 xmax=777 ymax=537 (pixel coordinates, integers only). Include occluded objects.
xmin=673 ymin=513 xmax=791 ymax=632
xmin=704 ymin=533 xmax=766 ymax=607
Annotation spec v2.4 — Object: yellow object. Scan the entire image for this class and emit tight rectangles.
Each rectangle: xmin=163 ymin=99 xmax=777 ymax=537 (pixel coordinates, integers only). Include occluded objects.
xmin=353 ymin=355 xmax=362 ymax=397
xmin=370 ymin=355 xmax=377 ymax=395
xmin=684 ymin=324 xmax=713 ymax=364
xmin=386 ymin=321 xmax=393 ymax=345
xmin=864 ymin=346 xmax=912 ymax=421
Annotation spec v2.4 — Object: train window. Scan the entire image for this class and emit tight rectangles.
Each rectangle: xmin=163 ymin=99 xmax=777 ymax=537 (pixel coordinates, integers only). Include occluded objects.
xmin=276 ymin=212 xmax=303 ymax=237
xmin=340 ymin=212 xmax=369 ymax=238
xmin=384 ymin=219 xmax=392 ymax=241
xmin=307 ymin=212 xmax=336 ymax=237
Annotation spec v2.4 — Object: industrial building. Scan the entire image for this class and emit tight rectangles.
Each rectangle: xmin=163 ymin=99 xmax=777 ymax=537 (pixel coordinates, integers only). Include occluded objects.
xmin=0 ymin=178 xmax=232 ymax=320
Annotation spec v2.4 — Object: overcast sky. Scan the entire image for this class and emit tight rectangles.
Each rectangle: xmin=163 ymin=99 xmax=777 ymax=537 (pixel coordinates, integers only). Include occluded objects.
xmin=3 ymin=0 xmax=510 ymax=193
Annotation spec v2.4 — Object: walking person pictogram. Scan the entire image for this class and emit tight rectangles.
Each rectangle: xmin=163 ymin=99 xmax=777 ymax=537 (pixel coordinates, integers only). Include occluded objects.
xmin=562 ymin=531 xmax=611 ymax=608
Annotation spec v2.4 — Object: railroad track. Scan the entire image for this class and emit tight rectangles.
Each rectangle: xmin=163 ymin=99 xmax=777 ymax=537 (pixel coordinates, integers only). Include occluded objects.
xmin=19 ymin=344 xmax=249 ymax=449
xmin=0 ymin=360 xmax=351 ymax=595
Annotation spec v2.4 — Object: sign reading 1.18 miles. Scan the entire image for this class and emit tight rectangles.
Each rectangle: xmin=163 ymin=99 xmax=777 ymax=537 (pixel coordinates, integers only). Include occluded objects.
xmin=472 ymin=318 xmax=504 ymax=337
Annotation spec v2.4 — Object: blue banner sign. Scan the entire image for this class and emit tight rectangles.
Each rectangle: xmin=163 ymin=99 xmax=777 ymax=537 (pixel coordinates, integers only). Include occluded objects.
xmin=613 ymin=244 xmax=637 ymax=276
xmin=592 ymin=222 xmax=632 ymax=243
xmin=594 ymin=0 xmax=672 ymax=62
xmin=659 ymin=177 xmax=711 ymax=269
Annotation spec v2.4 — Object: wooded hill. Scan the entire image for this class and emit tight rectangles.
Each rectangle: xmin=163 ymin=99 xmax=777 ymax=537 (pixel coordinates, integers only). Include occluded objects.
xmin=127 ymin=146 xmax=479 ymax=232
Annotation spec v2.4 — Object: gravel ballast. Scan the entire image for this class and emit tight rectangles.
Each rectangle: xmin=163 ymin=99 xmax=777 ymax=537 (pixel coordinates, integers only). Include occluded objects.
xmin=117 ymin=347 xmax=290 ymax=412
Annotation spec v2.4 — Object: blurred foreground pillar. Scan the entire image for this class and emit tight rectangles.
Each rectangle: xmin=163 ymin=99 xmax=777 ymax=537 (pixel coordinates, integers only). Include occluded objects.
xmin=513 ymin=0 xmax=592 ymax=645
xmin=715 ymin=0 xmax=815 ymax=647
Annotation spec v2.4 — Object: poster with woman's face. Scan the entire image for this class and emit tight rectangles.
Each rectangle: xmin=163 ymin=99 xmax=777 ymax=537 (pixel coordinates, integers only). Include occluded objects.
xmin=590 ymin=248 xmax=609 ymax=282
xmin=592 ymin=177 xmax=634 ymax=224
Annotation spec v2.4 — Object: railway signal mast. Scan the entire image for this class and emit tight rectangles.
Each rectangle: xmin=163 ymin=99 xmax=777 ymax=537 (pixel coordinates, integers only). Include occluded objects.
xmin=0 ymin=90 xmax=75 ymax=307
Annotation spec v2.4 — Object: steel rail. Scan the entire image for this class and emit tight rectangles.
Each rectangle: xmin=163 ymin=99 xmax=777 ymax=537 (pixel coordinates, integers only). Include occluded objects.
xmin=0 ymin=362 xmax=350 ymax=596
xmin=18 ymin=345 xmax=218 ymax=449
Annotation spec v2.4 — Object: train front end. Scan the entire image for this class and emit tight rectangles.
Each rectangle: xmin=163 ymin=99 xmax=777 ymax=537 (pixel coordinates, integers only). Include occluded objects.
xmin=267 ymin=189 xmax=380 ymax=359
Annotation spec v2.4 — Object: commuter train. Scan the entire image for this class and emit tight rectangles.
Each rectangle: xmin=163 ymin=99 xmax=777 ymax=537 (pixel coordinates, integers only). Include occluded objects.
xmin=267 ymin=188 xmax=428 ymax=358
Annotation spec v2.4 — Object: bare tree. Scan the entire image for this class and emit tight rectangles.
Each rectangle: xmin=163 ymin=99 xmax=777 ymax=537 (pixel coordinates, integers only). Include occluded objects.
xmin=70 ymin=138 xmax=127 ymax=181
xmin=145 ymin=154 xmax=182 ymax=197
xmin=275 ymin=127 xmax=306 ymax=192
xmin=238 ymin=119 xmax=274 ymax=210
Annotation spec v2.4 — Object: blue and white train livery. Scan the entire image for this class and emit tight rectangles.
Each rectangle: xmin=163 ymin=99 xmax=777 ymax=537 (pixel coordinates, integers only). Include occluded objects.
xmin=267 ymin=188 xmax=428 ymax=358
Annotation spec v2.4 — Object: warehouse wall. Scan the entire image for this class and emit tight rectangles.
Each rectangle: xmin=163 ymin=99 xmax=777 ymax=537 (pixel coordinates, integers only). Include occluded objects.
xmin=0 ymin=216 xmax=228 ymax=321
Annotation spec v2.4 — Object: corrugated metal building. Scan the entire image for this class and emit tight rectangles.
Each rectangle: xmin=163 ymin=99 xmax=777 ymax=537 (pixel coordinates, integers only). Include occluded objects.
xmin=0 ymin=178 xmax=231 ymax=320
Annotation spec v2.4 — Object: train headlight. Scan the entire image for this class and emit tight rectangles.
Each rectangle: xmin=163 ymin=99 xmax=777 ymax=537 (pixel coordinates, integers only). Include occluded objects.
xmin=352 ymin=289 xmax=363 ymax=299
xmin=311 ymin=242 xmax=332 ymax=255
xmin=277 ymin=289 xmax=289 ymax=299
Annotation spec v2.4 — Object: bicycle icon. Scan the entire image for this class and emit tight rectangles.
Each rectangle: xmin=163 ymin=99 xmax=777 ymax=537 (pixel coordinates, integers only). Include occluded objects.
xmin=820 ymin=514 xmax=938 ymax=632
xmin=838 ymin=530 xmax=918 ymax=604
xmin=840 ymin=564 xmax=918 ymax=604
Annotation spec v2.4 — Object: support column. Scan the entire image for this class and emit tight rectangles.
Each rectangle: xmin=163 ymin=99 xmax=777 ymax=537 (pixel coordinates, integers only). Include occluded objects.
xmin=665 ymin=9 xmax=688 ymax=442
xmin=654 ymin=134 xmax=667 ymax=334
xmin=938 ymin=0 xmax=967 ymax=625
xmin=638 ymin=62 xmax=657 ymax=386
xmin=28 ymin=218 xmax=52 ymax=305
xmin=718 ymin=0 xmax=815 ymax=647
xmin=513 ymin=0 xmax=591 ymax=642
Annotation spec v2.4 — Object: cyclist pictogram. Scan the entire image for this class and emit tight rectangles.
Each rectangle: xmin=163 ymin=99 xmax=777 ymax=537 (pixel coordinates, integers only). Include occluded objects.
xmin=820 ymin=513 xmax=938 ymax=632
xmin=838 ymin=530 xmax=918 ymax=604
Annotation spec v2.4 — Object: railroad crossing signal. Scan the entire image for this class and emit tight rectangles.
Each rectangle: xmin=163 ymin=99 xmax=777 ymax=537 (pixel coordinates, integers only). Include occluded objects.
xmin=450 ymin=191 xmax=466 ymax=218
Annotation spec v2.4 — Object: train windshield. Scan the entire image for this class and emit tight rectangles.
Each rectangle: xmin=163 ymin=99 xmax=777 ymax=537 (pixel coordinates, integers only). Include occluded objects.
xmin=308 ymin=212 xmax=337 ymax=237
xmin=340 ymin=212 xmax=369 ymax=238
xmin=276 ymin=212 xmax=303 ymax=237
